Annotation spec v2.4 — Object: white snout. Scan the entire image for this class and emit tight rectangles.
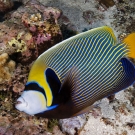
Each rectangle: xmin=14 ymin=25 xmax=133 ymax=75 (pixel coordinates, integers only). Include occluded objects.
xmin=15 ymin=97 xmax=28 ymax=111
xmin=15 ymin=90 xmax=47 ymax=115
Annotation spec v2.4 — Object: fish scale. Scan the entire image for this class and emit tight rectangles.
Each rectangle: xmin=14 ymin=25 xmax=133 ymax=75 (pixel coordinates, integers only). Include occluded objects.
xmin=36 ymin=28 xmax=128 ymax=108
xmin=16 ymin=26 xmax=135 ymax=118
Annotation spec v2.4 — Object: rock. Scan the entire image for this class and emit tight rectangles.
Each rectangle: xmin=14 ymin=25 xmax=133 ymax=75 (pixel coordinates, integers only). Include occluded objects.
xmin=59 ymin=114 xmax=87 ymax=135
xmin=0 ymin=0 xmax=13 ymax=12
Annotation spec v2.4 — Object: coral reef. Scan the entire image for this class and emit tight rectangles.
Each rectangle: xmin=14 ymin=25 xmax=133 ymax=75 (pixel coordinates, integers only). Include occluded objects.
xmin=7 ymin=63 xmax=29 ymax=93
xmin=0 ymin=0 xmax=68 ymax=96
xmin=0 ymin=0 xmax=63 ymax=64
xmin=8 ymin=32 xmax=27 ymax=53
xmin=21 ymin=10 xmax=62 ymax=56
xmin=0 ymin=0 xmax=75 ymax=134
xmin=0 ymin=53 xmax=15 ymax=85
xmin=0 ymin=0 xmax=13 ymax=12
xmin=0 ymin=0 xmax=135 ymax=134
xmin=0 ymin=23 xmax=28 ymax=55
xmin=0 ymin=114 xmax=50 ymax=134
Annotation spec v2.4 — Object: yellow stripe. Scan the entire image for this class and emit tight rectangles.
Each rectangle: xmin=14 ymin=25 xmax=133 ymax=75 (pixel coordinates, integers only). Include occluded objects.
xmin=104 ymin=26 xmax=117 ymax=43
xmin=27 ymin=59 xmax=53 ymax=107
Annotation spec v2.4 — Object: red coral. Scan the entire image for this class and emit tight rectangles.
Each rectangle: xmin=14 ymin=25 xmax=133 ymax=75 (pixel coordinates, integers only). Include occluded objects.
xmin=35 ymin=33 xmax=51 ymax=45
xmin=19 ymin=5 xmax=62 ymax=64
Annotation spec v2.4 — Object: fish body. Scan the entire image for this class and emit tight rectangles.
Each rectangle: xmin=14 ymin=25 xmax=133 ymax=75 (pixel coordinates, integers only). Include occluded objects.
xmin=16 ymin=26 xmax=135 ymax=119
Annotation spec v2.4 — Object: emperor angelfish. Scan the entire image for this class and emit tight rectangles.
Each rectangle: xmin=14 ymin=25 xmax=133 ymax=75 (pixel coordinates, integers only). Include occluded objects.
xmin=16 ymin=26 xmax=135 ymax=119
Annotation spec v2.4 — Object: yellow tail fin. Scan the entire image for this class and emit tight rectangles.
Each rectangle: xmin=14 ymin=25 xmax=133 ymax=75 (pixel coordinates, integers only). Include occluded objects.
xmin=123 ymin=33 xmax=135 ymax=58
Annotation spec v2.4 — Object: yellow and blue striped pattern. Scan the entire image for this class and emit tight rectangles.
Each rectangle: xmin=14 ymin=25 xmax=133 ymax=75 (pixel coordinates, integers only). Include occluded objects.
xmin=28 ymin=26 xmax=135 ymax=109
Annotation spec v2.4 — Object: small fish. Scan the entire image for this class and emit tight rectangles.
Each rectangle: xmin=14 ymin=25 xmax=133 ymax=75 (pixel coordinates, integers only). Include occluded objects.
xmin=15 ymin=26 xmax=135 ymax=119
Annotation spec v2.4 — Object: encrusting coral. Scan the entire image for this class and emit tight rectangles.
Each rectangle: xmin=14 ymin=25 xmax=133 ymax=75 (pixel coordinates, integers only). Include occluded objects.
xmin=20 ymin=5 xmax=62 ymax=57
xmin=0 ymin=0 xmax=63 ymax=64
xmin=7 ymin=32 xmax=27 ymax=53
xmin=9 ymin=63 xmax=29 ymax=93
xmin=0 ymin=53 xmax=15 ymax=85
xmin=0 ymin=0 xmax=68 ymax=93
xmin=0 ymin=0 xmax=77 ymax=134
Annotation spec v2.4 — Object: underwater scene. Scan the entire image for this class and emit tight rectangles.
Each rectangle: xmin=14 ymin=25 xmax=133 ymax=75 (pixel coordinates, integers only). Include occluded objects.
xmin=0 ymin=0 xmax=135 ymax=135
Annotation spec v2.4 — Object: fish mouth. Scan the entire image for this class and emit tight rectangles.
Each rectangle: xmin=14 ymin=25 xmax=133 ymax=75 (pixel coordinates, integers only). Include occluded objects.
xmin=15 ymin=97 xmax=28 ymax=111
xmin=15 ymin=100 xmax=22 ymax=105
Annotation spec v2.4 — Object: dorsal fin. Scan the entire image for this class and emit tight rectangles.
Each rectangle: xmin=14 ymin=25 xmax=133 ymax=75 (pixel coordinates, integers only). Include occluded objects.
xmin=102 ymin=26 xmax=117 ymax=44
xmin=80 ymin=26 xmax=117 ymax=45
